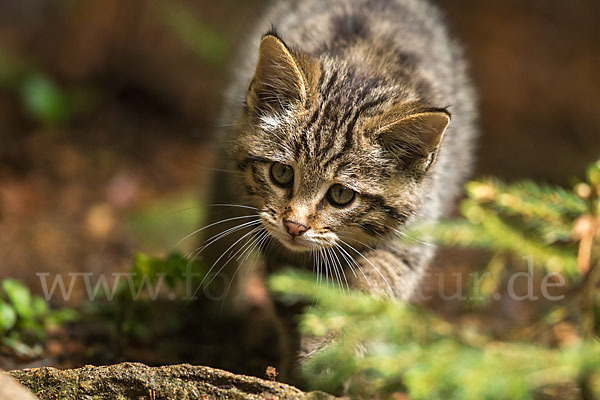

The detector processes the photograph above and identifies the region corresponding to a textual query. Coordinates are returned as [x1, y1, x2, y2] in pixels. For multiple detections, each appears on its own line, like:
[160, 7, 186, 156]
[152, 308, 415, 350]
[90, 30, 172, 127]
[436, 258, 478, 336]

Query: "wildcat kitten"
[203, 0, 476, 378]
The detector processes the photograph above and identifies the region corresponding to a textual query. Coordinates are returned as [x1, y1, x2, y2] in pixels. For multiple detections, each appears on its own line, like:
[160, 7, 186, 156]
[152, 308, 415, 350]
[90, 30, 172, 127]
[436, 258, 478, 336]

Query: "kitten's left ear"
[376, 109, 450, 172]
[247, 33, 318, 114]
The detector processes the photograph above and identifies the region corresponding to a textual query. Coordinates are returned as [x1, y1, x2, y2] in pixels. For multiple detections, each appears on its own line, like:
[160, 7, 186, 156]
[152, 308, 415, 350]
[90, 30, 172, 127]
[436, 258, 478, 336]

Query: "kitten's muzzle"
[283, 219, 310, 238]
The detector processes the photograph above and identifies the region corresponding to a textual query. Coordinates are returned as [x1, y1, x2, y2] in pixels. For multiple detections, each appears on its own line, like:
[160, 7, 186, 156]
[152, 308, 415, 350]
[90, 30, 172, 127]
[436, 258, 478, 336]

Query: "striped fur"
[206, 0, 477, 377]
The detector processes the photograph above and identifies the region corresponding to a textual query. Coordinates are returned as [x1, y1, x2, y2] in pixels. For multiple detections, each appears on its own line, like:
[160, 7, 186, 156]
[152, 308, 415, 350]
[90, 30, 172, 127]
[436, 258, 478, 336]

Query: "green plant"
[20, 73, 71, 127]
[90, 252, 207, 343]
[0, 46, 98, 127]
[271, 270, 600, 399]
[425, 160, 600, 336]
[269, 159, 600, 399]
[0, 279, 77, 358]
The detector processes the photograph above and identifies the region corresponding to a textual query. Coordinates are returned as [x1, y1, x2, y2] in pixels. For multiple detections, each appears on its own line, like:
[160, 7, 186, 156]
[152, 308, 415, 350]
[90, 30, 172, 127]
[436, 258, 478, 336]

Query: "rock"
[10, 362, 335, 400]
[0, 372, 39, 400]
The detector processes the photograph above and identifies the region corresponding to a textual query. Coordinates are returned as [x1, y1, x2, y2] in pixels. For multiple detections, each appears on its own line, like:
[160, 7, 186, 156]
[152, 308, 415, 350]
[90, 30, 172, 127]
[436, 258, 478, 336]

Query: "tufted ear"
[376, 109, 450, 172]
[247, 33, 317, 114]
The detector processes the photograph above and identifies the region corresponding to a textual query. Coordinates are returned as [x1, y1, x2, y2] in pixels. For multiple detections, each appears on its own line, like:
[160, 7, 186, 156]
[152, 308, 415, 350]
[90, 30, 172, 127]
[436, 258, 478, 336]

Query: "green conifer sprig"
[270, 270, 600, 399]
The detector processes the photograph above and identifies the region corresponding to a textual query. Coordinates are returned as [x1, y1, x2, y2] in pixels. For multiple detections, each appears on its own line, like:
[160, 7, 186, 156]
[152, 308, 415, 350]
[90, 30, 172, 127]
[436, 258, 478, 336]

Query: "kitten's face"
[233, 34, 449, 253]
[258, 161, 384, 252]
[237, 112, 413, 253]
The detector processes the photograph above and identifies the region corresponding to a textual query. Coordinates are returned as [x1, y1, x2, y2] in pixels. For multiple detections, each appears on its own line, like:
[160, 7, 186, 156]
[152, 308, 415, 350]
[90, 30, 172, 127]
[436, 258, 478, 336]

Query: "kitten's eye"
[327, 184, 356, 207]
[270, 162, 294, 187]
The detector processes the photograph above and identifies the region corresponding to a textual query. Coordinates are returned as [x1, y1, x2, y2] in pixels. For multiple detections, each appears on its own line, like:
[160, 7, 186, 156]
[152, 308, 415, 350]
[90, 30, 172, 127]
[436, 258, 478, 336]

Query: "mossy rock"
[11, 362, 335, 400]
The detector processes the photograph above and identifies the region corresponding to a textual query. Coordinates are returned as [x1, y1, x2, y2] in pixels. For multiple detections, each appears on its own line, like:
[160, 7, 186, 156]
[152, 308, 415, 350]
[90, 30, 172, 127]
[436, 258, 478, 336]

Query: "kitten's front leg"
[271, 296, 305, 385]
[263, 257, 309, 385]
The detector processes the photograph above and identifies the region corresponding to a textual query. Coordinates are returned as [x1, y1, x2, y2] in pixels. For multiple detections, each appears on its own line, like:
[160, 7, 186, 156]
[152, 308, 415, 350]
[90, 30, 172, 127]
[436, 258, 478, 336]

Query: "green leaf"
[21, 73, 70, 126]
[1, 335, 43, 358]
[19, 318, 46, 341]
[32, 296, 50, 317]
[0, 301, 17, 332]
[587, 160, 600, 188]
[1, 279, 33, 319]
[46, 307, 79, 326]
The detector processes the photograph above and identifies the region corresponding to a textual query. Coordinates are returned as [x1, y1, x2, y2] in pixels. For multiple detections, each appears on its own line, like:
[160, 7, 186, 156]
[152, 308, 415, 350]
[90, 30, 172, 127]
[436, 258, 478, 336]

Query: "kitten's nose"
[283, 219, 310, 238]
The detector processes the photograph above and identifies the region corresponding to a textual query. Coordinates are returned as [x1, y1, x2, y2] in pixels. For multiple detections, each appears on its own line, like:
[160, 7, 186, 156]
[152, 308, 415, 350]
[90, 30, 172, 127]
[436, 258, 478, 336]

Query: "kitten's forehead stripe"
[320, 97, 386, 171]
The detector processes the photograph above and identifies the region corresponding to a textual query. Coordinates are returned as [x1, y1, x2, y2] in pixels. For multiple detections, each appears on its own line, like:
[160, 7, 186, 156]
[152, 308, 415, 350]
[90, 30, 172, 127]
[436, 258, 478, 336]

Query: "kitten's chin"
[277, 238, 313, 252]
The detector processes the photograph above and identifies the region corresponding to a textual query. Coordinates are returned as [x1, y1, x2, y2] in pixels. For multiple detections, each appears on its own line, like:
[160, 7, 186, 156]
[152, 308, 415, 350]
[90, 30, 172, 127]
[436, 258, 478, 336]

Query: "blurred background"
[0, 0, 598, 375]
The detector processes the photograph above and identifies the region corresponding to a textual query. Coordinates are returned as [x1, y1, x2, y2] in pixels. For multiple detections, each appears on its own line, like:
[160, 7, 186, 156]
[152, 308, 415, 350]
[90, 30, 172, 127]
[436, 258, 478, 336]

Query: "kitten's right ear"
[247, 33, 316, 114]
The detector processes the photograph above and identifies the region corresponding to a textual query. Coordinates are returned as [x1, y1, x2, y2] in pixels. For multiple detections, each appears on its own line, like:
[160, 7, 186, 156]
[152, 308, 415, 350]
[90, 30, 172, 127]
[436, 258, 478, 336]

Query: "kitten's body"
[205, 0, 476, 376]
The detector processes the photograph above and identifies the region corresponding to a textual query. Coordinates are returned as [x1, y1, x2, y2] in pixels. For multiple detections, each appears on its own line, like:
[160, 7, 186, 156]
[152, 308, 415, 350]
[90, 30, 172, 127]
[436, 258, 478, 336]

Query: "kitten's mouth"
[260, 215, 334, 252]
[260, 218, 315, 252]
[268, 229, 313, 252]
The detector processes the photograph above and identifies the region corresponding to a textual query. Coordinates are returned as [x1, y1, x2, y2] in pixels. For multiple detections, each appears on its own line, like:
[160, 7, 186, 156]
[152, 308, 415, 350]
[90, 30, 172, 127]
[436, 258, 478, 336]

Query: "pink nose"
[283, 219, 310, 238]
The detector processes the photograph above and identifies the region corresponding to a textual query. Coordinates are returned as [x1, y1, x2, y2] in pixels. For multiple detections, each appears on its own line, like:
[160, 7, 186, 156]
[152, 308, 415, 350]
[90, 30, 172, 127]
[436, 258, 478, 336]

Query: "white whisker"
[207, 227, 265, 289]
[321, 248, 330, 287]
[338, 239, 394, 296]
[184, 220, 262, 286]
[239, 229, 269, 262]
[327, 247, 342, 291]
[175, 215, 260, 249]
[334, 243, 358, 278]
[156, 206, 205, 224]
[208, 203, 260, 211]
[199, 226, 263, 291]
[313, 248, 320, 283]
[393, 228, 437, 248]
[189, 219, 262, 259]
[221, 228, 268, 303]
[331, 247, 350, 293]
[335, 243, 369, 286]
